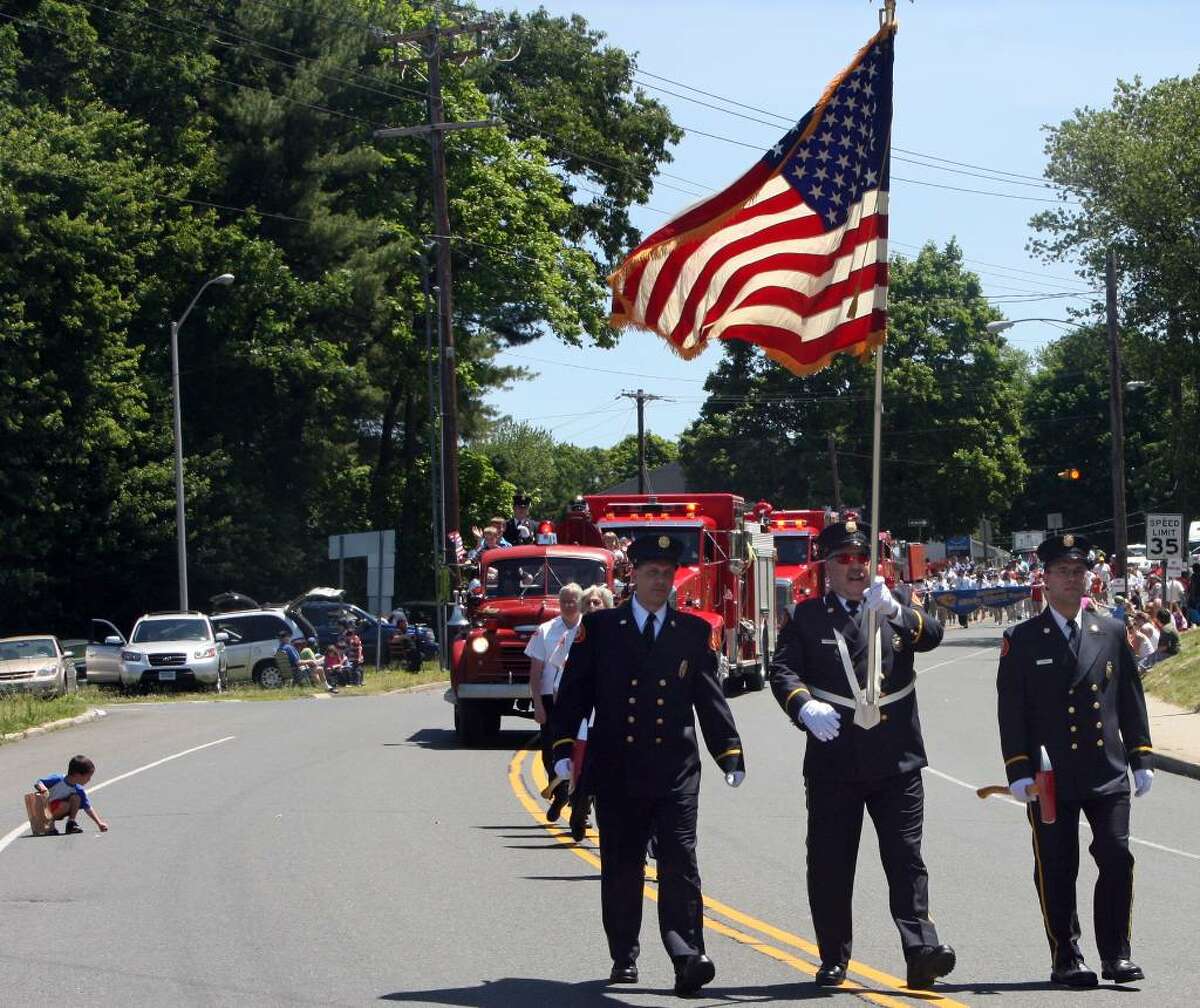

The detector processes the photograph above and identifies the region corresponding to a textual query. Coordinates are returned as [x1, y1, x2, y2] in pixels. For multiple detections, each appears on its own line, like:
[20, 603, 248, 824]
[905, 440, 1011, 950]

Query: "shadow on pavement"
[522, 874, 602, 882]
[933, 635, 1001, 648]
[381, 977, 833, 1004]
[402, 728, 537, 751]
[937, 979, 1067, 993]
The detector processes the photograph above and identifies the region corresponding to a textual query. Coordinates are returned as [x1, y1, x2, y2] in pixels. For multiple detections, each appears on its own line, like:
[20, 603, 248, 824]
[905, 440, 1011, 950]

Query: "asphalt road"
[1, 626, 1198, 1007]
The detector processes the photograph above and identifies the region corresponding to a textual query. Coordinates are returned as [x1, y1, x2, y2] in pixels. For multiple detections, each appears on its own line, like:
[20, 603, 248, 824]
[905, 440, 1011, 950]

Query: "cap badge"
[658, 535, 671, 548]
[1063, 534, 1075, 547]
[845, 520, 857, 533]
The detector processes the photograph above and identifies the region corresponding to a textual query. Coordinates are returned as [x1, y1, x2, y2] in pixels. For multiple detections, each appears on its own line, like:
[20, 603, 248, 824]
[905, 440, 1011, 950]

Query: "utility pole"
[374, 14, 501, 569]
[1106, 248, 1129, 581]
[620, 389, 668, 493]
[827, 433, 842, 510]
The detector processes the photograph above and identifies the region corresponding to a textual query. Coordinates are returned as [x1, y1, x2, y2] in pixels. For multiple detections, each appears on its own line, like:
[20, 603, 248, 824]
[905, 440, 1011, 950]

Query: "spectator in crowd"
[1128, 616, 1155, 670]
[337, 620, 364, 685]
[581, 584, 614, 612]
[1185, 563, 1200, 622]
[1092, 552, 1112, 600]
[1165, 572, 1185, 606]
[1153, 608, 1180, 661]
[298, 636, 336, 693]
[276, 629, 306, 686]
[526, 583, 585, 822]
[504, 492, 537, 546]
[1169, 601, 1190, 632]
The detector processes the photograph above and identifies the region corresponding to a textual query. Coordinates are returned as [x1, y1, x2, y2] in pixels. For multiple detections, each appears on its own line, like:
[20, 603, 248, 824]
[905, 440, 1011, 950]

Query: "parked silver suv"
[114, 613, 228, 690]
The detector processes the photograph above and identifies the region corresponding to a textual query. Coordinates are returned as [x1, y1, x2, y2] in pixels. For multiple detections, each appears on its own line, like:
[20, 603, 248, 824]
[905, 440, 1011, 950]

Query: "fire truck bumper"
[445, 684, 532, 703]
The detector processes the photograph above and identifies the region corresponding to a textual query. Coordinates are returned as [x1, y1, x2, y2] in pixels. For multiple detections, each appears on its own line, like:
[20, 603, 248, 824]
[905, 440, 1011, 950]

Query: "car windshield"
[774, 535, 812, 565]
[131, 619, 211, 643]
[602, 525, 702, 565]
[0, 639, 56, 660]
[485, 557, 608, 598]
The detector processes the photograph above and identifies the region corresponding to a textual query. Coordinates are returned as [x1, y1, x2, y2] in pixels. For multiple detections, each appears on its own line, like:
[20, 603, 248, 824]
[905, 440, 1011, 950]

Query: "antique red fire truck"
[447, 538, 614, 746]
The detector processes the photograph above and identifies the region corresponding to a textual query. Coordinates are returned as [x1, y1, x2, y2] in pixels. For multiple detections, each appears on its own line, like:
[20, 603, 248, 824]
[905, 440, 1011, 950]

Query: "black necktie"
[642, 611, 656, 649]
[1066, 618, 1079, 657]
[846, 600, 862, 626]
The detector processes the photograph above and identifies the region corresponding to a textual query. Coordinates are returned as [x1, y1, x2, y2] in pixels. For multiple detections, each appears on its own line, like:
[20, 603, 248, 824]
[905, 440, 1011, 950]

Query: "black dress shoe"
[609, 961, 638, 984]
[546, 783, 568, 823]
[1051, 958, 1099, 988]
[905, 944, 956, 989]
[814, 963, 846, 987]
[1101, 958, 1144, 983]
[673, 954, 716, 996]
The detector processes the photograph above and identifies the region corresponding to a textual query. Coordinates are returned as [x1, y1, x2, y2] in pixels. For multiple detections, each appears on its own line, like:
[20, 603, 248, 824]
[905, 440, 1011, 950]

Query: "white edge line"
[0, 735, 236, 855]
[924, 765, 1200, 862]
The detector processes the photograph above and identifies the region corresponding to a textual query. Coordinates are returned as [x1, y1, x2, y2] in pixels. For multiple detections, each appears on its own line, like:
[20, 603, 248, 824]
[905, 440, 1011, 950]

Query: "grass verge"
[1, 662, 448, 740]
[0, 692, 93, 738]
[1142, 630, 1200, 711]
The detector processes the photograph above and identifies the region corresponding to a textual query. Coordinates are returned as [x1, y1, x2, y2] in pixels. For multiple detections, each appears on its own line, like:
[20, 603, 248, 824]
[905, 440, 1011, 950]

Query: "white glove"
[1133, 768, 1154, 797]
[725, 771, 745, 788]
[799, 699, 840, 742]
[1009, 777, 1036, 802]
[864, 576, 902, 621]
[553, 758, 571, 781]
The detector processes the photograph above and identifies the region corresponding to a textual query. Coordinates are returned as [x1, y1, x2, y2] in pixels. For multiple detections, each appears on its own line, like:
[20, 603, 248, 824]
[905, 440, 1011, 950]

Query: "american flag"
[609, 24, 894, 376]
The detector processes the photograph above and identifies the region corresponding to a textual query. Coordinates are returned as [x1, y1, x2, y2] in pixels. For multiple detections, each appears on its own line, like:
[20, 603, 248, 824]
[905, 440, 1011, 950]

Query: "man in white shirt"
[526, 583, 583, 822]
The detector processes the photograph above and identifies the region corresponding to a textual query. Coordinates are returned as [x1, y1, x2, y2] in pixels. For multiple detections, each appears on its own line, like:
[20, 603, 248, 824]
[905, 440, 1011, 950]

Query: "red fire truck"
[448, 541, 614, 746]
[578, 493, 777, 695]
[757, 505, 830, 615]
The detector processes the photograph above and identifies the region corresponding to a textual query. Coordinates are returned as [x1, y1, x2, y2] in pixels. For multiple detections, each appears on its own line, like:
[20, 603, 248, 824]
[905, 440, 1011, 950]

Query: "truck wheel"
[454, 700, 496, 747]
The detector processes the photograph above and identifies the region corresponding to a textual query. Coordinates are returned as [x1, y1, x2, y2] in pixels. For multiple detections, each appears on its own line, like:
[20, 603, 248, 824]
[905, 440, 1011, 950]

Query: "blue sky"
[485, 1, 1199, 446]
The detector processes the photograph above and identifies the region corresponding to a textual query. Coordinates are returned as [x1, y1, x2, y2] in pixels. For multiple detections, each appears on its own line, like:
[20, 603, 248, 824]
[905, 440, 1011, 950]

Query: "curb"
[1152, 751, 1200, 782]
[0, 707, 107, 745]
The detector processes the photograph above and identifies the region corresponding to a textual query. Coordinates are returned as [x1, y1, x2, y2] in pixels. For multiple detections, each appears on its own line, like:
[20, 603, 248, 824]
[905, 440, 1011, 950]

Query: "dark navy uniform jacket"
[769, 585, 943, 781]
[997, 607, 1152, 801]
[549, 604, 742, 798]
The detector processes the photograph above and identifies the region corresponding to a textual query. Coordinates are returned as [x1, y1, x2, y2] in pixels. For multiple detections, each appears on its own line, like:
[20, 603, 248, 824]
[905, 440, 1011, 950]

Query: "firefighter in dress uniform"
[549, 533, 745, 997]
[997, 533, 1154, 988]
[769, 518, 956, 990]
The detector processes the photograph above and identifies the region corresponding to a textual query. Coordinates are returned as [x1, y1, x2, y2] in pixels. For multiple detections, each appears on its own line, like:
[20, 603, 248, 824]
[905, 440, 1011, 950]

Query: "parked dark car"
[296, 601, 397, 657]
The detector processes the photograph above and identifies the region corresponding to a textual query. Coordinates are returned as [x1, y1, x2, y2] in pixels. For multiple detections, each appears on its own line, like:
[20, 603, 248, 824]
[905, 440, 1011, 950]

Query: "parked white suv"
[116, 613, 228, 690]
[210, 608, 311, 687]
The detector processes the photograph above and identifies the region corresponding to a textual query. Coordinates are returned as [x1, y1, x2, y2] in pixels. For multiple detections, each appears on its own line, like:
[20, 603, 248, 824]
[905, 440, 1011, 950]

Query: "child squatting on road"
[30, 754, 108, 835]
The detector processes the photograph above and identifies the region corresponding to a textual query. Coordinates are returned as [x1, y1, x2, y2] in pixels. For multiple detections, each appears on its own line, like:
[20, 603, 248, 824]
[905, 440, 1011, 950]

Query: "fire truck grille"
[500, 647, 530, 682]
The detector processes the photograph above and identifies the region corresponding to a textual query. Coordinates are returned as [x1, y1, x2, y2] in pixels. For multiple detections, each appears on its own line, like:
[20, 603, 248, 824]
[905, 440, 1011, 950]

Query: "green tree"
[1030, 71, 1200, 517]
[679, 241, 1029, 538]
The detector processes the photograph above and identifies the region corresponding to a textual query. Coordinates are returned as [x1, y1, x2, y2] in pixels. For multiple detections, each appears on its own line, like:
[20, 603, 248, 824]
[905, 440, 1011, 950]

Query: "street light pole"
[170, 273, 234, 610]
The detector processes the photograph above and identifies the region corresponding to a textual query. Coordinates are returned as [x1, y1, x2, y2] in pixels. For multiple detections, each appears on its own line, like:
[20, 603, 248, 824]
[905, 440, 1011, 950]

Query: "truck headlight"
[470, 635, 490, 655]
[121, 650, 144, 663]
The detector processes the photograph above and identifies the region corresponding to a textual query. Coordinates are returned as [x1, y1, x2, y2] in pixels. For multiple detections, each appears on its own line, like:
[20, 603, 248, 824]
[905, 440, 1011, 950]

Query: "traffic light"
[1056, 468, 1081, 481]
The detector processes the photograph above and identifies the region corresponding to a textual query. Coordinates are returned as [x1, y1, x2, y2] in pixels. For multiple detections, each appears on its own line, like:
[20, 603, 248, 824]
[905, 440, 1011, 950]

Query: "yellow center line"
[513, 747, 968, 1008]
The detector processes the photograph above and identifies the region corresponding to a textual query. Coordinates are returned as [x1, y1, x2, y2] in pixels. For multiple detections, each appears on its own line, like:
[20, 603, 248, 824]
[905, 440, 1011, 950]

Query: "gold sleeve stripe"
[784, 687, 810, 708]
[552, 738, 574, 750]
[1129, 745, 1153, 754]
[716, 748, 742, 760]
[1005, 754, 1030, 768]
[912, 607, 924, 642]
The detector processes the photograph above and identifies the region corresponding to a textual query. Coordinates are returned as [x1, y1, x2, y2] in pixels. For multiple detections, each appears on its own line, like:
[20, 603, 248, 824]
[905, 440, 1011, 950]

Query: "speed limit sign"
[1146, 513, 1183, 561]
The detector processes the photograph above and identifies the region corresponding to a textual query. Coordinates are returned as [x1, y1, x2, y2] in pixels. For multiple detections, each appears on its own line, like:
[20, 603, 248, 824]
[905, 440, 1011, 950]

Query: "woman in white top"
[526, 583, 584, 819]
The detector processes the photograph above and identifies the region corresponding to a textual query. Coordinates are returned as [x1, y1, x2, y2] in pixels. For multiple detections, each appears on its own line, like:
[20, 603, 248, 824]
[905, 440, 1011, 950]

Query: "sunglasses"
[832, 552, 870, 566]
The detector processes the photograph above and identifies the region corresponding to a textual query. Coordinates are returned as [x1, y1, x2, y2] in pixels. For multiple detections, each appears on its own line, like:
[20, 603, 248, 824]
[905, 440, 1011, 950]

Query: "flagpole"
[864, 0, 896, 708]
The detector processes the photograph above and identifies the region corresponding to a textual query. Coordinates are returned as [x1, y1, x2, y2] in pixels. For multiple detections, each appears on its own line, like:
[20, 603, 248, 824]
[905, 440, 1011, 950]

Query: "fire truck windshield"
[484, 556, 608, 598]
[603, 526, 701, 565]
[774, 535, 812, 565]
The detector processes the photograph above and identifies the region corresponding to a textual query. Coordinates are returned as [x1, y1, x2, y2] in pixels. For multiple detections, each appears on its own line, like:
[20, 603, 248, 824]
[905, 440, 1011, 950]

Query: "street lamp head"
[985, 321, 1014, 334]
[213, 273, 235, 285]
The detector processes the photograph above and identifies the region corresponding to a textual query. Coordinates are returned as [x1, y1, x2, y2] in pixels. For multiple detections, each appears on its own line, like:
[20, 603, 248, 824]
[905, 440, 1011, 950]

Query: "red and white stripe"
[610, 177, 888, 375]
